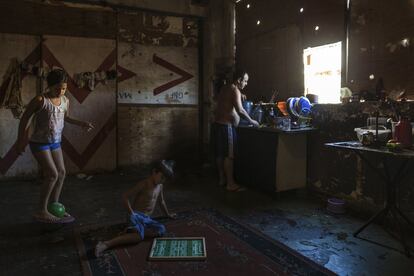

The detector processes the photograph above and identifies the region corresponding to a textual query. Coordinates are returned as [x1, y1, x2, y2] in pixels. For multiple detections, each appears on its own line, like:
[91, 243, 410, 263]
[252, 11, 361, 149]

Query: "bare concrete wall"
[237, 25, 303, 101]
[116, 10, 200, 168]
[202, 0, 236, 153]
[237, 0, 414, 100]
[348, 0, 414, 97]
[236, 0, 344, 102]
[118, 106, 198, 167]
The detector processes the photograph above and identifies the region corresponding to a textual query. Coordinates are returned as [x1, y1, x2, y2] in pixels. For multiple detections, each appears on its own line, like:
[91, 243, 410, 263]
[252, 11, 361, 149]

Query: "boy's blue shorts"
[29, 142, 61, 153]
[127, 211, 166, 239]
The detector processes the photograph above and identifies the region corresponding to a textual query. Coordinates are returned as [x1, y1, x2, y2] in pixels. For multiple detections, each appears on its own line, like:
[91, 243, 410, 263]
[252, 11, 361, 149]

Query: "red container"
[394, 117, 412, 148]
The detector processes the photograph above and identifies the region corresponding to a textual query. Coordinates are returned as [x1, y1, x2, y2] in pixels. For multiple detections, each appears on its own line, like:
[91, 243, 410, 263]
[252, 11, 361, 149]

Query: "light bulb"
[401, 38, 410, 47]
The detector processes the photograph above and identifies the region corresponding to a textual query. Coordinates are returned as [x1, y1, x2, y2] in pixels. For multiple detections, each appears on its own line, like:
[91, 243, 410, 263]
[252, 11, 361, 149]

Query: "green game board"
[148, 237, 207, 260]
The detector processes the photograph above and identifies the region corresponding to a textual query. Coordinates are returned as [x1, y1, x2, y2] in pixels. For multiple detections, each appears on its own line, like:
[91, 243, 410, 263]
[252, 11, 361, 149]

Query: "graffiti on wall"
[118, 45, 198, 105]
[118, 11, 199, 105]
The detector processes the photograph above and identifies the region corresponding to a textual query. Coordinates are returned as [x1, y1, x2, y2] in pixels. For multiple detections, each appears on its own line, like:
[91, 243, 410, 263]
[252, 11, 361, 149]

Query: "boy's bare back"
[130, 178, 163, 215]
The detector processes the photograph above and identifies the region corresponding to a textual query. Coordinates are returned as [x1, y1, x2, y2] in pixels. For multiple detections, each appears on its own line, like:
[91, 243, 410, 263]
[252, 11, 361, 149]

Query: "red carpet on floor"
[75, 210, 336, 276]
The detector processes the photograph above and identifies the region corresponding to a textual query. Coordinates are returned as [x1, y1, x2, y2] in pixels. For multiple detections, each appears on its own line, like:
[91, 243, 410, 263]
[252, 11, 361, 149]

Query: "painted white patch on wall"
[118, 43, 198, 105]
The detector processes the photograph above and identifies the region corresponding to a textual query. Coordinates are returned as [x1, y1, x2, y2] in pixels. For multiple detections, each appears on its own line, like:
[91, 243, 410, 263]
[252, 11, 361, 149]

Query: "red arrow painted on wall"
[152, 54, 194, 96]
[1, 45, 135, 175]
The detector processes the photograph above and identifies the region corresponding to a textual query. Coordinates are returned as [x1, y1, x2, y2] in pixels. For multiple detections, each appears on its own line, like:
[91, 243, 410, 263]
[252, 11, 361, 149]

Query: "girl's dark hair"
[233, 69, 248, 81]
[47, 69, 67, 87]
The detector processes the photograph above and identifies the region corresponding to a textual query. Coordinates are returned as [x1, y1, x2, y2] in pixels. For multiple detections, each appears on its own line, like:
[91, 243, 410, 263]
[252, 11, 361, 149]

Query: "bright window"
[303, 42, 342, 104]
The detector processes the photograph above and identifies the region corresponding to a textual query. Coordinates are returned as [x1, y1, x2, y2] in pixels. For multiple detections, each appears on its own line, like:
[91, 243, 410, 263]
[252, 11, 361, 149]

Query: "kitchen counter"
[235, 125, 315, 193]
[238, 125, 316, 134]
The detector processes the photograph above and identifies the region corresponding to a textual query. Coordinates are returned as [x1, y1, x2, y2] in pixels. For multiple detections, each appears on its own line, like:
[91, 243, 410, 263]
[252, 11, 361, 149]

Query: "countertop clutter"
[353, 116, 413, 149]
[240, 96, 314, 132]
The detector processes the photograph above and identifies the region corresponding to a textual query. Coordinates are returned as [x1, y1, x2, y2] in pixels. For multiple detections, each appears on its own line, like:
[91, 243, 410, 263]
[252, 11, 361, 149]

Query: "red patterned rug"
[75, 209, 336, 276]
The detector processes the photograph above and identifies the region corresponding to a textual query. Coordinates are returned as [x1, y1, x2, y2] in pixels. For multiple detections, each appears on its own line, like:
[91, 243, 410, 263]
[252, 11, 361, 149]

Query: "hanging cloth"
[1, 58, 24, 118]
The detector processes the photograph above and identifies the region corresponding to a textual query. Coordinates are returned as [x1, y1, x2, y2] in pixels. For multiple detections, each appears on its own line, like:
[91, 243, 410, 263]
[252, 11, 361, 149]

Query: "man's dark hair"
[232, 69, 248, 82]
[151, 160, 175, 178]
[47, 69, 67, 87]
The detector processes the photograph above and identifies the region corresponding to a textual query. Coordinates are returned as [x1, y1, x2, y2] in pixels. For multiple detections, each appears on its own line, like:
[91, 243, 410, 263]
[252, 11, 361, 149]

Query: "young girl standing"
[16, 69, 94, 223]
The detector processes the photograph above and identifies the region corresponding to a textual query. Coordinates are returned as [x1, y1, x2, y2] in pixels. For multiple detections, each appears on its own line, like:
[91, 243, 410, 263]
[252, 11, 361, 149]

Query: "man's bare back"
[214, 74, 258, 127]
[215, 84, 239, 125]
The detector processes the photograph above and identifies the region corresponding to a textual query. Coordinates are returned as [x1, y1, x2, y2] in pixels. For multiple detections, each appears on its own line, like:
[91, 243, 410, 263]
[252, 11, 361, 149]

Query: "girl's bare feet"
[60, 212, 76, 223]
[95, 241, 108, 257]
[34, 210, 61, 223]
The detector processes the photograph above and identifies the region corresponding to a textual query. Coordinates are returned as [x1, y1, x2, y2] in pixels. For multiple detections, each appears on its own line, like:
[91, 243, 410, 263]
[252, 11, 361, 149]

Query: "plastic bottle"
[394, 117, 412, 148]
[252, 105, 263, 124]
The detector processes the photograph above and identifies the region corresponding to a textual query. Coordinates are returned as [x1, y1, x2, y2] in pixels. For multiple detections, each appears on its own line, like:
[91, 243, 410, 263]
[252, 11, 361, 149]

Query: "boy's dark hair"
[151, 160, 175, 178]
[232, 69, 248, 82]
[47, 69, 67, 87]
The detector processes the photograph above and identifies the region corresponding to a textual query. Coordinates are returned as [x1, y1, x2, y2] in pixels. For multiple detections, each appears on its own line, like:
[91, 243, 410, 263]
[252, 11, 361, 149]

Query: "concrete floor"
[0, 168, 413, 276]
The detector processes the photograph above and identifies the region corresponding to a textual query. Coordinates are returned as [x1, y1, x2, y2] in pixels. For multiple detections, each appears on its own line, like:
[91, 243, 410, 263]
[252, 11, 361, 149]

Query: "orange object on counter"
[277, 101, 289, 116]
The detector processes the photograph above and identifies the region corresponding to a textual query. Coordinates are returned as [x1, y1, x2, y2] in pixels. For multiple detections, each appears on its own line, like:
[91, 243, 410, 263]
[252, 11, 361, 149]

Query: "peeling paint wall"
[0, 34, 40, 178]
[42, 36, 117, 174]
[309, 103, 414, 220]
[117, 11, 199, 105]
[117, 10, 200, 167]
[61, 0, 208, 17]
[0, 0, 235, 179]
[0, 34, 117, 178]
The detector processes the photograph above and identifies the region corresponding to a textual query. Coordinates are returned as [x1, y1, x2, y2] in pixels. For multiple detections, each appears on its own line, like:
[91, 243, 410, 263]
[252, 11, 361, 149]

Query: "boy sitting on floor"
[95, 160, 177, 257]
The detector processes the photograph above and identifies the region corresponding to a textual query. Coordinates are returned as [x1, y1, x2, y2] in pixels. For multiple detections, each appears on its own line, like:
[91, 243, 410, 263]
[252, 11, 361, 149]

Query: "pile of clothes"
[1, 58, 24, 118]
[1, 57, 118, 118]
[0, 59, 65, 118]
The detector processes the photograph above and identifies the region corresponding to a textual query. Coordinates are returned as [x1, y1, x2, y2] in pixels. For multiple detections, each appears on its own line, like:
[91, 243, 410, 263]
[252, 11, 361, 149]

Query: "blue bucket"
[287, 97, 312, 118]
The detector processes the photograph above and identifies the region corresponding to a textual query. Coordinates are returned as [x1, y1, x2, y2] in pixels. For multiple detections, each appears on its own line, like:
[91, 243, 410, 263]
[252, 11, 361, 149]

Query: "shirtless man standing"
[95, 160, 176, 257]
[213, 70, 259, 192]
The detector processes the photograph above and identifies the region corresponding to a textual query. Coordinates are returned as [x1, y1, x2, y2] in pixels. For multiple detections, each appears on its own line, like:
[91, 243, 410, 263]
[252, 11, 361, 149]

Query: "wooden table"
[325, 141, 414, 256]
